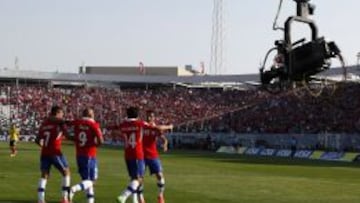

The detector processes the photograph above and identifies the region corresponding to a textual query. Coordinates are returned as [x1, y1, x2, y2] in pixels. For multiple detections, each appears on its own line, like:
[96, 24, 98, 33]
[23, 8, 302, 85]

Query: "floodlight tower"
[210, 0, 225, 75]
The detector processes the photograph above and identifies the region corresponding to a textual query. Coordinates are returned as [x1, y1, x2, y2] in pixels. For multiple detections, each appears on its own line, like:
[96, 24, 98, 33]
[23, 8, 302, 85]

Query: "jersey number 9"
[78, 131, 88, 147]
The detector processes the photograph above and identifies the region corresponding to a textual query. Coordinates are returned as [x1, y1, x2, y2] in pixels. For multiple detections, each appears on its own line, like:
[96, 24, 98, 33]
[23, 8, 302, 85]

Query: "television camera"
[260, 0, 345, 93]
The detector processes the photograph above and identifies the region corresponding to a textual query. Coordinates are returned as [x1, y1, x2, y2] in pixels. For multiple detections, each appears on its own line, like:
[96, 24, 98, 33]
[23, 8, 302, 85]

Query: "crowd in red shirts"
[187, 82, 360, 134]
[0, 82, 359, 136]
[0, 85, 259, 135]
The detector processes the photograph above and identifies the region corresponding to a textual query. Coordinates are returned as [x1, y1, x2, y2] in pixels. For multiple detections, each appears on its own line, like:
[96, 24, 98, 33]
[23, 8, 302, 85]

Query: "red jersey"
[143, 125, 162, 159]
[119, 119, 147, 160]
[38, 118, 67, 156]
[72, 118, 103, 157]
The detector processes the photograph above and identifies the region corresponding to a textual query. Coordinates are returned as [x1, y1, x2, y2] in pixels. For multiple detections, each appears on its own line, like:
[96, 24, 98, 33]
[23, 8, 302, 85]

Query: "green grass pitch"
[1, 142, 360, 203]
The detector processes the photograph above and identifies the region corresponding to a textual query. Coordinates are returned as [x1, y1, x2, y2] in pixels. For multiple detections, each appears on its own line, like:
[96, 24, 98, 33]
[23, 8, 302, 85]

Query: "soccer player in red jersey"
[116, 106, 148, 203]
[138, 110, 172, 203]
[68, 108, 104, 203]
[35, 106, 71, 203]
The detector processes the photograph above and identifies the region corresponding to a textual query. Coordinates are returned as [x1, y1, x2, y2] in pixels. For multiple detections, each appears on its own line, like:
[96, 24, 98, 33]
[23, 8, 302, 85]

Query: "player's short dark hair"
[126, 106, 139, 119]
[50, 106, 63, 116]
[82, 107, 93, 117]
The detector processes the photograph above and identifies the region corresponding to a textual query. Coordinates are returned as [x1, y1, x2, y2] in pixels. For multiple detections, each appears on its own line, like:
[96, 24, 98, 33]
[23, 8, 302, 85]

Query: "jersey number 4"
[127, 133, 137, 149]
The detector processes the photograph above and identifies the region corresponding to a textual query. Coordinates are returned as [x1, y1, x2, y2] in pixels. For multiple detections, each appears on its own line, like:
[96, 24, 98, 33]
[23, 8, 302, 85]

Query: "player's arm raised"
[155, 124, 172, 152]
[156, 124, 173, 131]
[94, 123, 104, 146]
[159, 133, 169, 152]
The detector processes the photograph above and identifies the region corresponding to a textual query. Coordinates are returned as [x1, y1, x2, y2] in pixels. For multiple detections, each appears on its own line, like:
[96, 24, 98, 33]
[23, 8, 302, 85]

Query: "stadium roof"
[0, 65, 359, 85]
[0, 69, 258, 84]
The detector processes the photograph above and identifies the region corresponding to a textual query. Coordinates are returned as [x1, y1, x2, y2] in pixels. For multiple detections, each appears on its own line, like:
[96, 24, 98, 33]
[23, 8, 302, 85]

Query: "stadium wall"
[216, 146, 360, 162]
[168, 132, 360, 152]
[0, 69, 256, 85]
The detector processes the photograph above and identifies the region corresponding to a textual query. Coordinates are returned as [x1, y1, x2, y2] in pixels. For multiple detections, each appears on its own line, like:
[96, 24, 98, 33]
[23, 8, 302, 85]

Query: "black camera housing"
[260, 0, 341, 85]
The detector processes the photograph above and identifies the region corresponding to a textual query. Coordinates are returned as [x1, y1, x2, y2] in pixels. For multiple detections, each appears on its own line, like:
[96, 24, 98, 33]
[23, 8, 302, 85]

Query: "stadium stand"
[182, 82, 360, 134]
[0, 84, 260, 137]
[0, 67, 359, 151]
[0, 81, 359, 136]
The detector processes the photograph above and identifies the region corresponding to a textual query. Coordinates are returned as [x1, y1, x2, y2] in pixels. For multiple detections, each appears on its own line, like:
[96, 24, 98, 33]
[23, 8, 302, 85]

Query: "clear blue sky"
[0, 0, 359, 74]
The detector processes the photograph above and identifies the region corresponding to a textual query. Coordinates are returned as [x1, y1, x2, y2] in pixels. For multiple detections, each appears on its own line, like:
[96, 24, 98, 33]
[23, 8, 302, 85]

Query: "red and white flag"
[200, 61, 205, 74]
[139, 62, 145, 75]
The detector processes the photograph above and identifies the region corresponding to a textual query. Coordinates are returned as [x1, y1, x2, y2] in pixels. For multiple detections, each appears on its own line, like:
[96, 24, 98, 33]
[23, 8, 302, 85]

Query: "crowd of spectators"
[194, 82, 360, 134]
[0, 82, 359, 136]
[0, 84, 261, 136]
